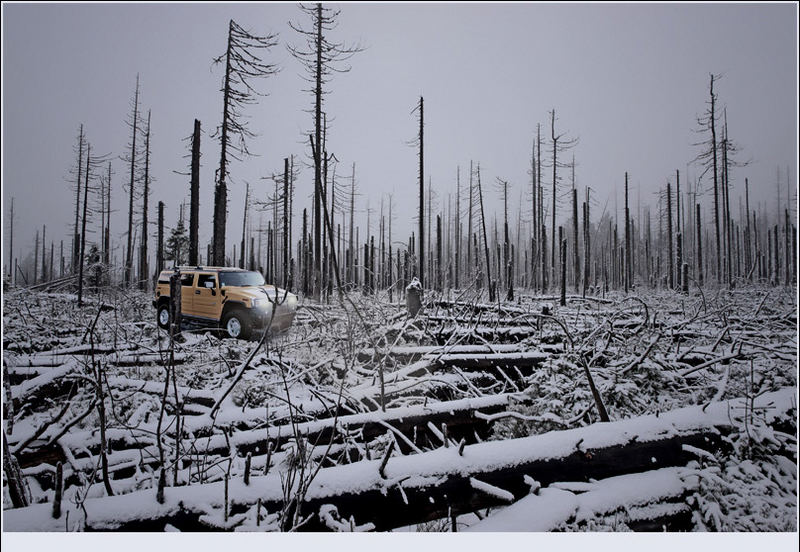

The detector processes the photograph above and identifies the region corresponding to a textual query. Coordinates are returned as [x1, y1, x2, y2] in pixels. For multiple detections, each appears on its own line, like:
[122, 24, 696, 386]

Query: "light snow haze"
[2, 3, 797, 270]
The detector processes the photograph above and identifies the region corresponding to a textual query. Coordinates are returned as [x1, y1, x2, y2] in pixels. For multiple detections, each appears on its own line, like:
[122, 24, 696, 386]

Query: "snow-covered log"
[5, 388, 793, 532]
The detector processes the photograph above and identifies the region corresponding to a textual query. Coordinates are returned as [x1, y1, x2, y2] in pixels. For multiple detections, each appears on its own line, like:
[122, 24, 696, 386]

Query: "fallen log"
[357, 344, 524, 364]
[197, 392, 533, 458]
[465, 467, 696, 532]
[5, 388, 793, 532]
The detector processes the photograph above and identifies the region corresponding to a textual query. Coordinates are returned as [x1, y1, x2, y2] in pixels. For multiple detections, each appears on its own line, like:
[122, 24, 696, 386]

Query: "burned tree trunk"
[157, 201, 165, 274]
[125, 76, 140, 286]
[139, 110, 151, 290]
[189, 119, 201, 266]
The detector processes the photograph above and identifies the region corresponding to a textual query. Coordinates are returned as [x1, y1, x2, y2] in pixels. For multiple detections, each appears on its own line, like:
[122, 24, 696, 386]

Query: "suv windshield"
[218, 271, 265, 288]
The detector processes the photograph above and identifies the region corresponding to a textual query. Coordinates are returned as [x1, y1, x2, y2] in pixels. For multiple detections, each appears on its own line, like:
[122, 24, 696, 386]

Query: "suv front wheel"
[222, 309, 252, 340]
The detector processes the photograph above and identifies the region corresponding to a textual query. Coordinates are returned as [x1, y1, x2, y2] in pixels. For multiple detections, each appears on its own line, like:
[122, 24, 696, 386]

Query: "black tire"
[156, 302, 171, 330]
[222, 309, 252, 340]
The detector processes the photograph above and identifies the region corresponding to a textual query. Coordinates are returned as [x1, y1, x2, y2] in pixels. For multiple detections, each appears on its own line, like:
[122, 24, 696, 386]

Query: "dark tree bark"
[676, 170, 682, 289]
[72, 125, 84, 273]
[696, 203, 704, 287]
[157, 201, 165, 274]
[189, 119, 201, 266]
[78, 144, 91, 306]
[240, 182, 249, 269]
[41, 225, 46, 283]
[476, 165, 494, 301]
[666, 180, 674, 290]
[572, 186, 579, 293]
[104, 162, 111, 266]
[624, 173, 631, 293]
[33, 230, 39, 286]
[139, 110, 151, 290]
[125, 76, 140, 286]
[417, 97, 424, 286]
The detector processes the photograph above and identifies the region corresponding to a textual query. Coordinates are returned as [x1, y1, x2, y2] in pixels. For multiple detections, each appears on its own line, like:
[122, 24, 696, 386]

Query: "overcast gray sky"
[2, 2, 797, 270]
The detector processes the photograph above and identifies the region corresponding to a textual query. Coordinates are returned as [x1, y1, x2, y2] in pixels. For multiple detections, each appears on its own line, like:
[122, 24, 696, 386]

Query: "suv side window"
[180, 274, 195, 287]
[197, 274, 217, 289]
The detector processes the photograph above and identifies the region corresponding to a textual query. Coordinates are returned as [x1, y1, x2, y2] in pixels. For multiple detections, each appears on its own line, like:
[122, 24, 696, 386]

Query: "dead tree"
[103, 162, 112, 266]
[693, 73, 721, 283]
[666, 179, 674, 290]
[496, 178, 513, 300]
[70, 125, 86, 274]
[696, 204, 704, 286]
[476, 164, 494, 301]
[548, 110, 578, 289]
[157, 202, 165, 273]
[77, 144, 91, 306]
[239, 182, 250, 269]
[572, 185, 579, 294]
[189, 119, 201, 266]
[675, 170, 682, 289]
[288, 4, 362, 297]
[624, 173, 631, 292]
[413, 97, 425, 286]
[283, 157, 290, 287]
[212, 20, 279, 266]
[123, 75, 141, 286]
[139, 110, 152, 290]
[33, 230, 39, 286]
[7, 197, 13, 285]
[40, 225, 46, 283]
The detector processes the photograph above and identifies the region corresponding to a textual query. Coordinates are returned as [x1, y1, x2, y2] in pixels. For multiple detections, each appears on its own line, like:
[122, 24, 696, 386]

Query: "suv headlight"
[251, 299, 273, 311]
[286, 294, 297, 310]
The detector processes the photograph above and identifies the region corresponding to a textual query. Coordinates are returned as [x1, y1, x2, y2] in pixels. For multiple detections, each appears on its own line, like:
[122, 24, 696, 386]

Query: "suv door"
[194, 272, 222, 321]
[180, 273, 196, 315]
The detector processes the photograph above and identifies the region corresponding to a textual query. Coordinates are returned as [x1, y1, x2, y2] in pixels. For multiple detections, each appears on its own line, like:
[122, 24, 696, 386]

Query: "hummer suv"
[153, 267, 298, 339]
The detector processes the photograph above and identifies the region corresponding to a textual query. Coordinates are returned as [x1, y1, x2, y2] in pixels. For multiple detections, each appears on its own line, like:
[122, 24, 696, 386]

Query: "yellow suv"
[153, 267, 298, 339]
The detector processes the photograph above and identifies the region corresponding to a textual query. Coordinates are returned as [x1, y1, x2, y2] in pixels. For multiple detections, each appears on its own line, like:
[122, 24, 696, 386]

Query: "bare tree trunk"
[454, 167, 461, 289]
[551, 111, 557, 289]
[126, 76, 140, 285]
[72, 125, 84, 274]
[696, 204, 703, 286]
[666, 180, 674, 290]
[676, 170, 682, 289]
[33, 230, 39, 286]
[189, 119, 201, 266]
[157, 201, 165, 273]
[213, 22, 233, 266]
[476, 165, 494, 301]
[559, 236, 567, 307]
[139, 110, 151, 290]
[78, 144, 91, 306]
[41, 225, 47, 283]
[240, 182, 249, 269]
[624, 173, 630, 293]
[418, 97, 425, 286]
[582, 195, 589, 297]
[104, 162, 112, 266]
[467, 161, 474, 285]
[709, 75, 721, 283]
[572, 187, 579, 293]
[784, 209, 790, 286]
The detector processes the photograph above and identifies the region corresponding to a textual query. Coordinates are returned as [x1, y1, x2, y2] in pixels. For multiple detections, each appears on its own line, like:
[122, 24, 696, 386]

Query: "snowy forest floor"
[2, 283, 797, 532]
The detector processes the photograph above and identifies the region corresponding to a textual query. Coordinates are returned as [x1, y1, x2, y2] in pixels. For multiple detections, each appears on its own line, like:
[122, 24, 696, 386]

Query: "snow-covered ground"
[2, 284, 797, 531]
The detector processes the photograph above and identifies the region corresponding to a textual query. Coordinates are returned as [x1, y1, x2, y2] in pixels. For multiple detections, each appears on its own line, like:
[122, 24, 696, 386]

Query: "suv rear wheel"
[222, 309, 252, 340]
[157, 303, 171, 330]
